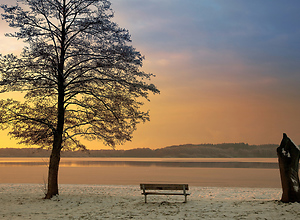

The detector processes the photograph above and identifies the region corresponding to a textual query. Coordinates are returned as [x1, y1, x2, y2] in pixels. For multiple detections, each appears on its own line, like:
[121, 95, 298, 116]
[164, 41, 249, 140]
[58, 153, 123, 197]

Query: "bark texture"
[277, 133, 300, 203]
[45, 147, 61, 199]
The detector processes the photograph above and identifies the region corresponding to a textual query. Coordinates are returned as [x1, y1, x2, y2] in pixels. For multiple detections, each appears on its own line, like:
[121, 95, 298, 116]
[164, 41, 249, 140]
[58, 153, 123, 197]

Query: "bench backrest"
[140, 184, 189, 190]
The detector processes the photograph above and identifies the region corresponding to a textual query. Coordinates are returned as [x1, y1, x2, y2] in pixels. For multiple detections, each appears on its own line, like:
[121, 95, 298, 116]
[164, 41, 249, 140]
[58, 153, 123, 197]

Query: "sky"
[0, 0, 300, 150]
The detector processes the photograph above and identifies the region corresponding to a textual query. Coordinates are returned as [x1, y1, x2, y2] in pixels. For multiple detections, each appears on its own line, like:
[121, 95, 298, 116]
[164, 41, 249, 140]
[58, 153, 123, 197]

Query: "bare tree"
[0, 0, 159, 199]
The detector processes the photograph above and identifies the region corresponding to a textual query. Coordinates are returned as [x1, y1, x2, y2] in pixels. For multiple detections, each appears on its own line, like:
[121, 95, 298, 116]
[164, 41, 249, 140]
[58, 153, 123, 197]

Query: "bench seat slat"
[140, 184, 189, 190]
[142, 192, 191, 196]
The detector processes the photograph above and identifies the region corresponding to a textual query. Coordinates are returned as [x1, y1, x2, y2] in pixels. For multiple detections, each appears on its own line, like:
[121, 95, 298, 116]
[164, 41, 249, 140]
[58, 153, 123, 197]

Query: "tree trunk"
[44, 70, 65, 199]
[44, 88, 65, 199]
[277, 133, 300, 203]
[44, 146, 61, 199]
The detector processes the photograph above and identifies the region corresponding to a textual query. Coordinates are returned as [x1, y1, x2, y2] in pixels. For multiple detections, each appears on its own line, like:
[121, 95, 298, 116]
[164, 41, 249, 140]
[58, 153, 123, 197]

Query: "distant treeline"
[0, 143, 279, 158]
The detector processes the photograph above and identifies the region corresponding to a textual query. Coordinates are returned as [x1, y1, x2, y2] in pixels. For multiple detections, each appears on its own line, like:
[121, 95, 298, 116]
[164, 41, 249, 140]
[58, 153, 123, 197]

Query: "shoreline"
[1, 183, 298, 219]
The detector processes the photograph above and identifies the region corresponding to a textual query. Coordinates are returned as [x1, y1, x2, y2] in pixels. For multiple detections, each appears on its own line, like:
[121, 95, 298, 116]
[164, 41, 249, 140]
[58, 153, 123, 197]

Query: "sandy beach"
[0, 183, 299, 219]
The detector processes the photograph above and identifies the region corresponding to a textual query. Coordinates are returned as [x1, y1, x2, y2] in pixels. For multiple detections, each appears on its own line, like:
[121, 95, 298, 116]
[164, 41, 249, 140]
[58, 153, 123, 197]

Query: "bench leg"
[183, 186, 187, 203]
[144, 195, 147, 203]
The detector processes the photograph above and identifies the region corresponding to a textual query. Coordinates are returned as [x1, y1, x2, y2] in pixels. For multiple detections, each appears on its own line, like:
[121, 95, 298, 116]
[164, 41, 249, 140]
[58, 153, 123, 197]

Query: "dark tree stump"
[277, 133, 300, 203]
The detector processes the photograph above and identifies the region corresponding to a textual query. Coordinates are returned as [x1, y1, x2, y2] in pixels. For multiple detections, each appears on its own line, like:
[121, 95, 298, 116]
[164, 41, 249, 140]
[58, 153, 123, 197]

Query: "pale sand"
[1, 183, 299, 219]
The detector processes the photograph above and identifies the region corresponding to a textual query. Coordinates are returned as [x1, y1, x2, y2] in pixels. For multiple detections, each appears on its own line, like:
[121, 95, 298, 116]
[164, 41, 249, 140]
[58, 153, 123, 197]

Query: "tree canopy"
[0, 0, 159, 150]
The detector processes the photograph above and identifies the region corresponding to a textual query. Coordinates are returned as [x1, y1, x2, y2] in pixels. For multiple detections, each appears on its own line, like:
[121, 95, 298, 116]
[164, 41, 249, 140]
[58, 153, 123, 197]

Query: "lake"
[0, 157, 282, 188]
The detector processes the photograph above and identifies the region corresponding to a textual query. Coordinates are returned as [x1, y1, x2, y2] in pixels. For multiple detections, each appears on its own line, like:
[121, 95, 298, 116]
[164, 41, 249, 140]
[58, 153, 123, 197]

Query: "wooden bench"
[140, 183, 190, 203]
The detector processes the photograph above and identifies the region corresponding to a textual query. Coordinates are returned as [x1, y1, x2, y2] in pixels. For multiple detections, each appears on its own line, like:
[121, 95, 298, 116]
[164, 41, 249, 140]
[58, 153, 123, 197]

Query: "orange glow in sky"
[1, 0, 300, 150]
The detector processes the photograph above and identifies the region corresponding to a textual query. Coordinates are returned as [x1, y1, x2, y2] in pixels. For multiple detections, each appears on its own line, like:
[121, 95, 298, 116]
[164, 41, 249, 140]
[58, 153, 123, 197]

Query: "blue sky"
[1, 0, 300, 149]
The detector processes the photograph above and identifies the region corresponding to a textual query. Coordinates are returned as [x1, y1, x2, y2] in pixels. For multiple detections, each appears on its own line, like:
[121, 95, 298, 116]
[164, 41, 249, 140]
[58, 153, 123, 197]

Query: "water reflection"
[61, 161, 278, 168]
[0, 158, 279, 169]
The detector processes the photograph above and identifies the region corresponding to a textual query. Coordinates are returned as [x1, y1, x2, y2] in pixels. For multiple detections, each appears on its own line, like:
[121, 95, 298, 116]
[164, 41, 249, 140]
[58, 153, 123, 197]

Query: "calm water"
[0, 157, 278, 168]
[0, 157, 282, 188]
